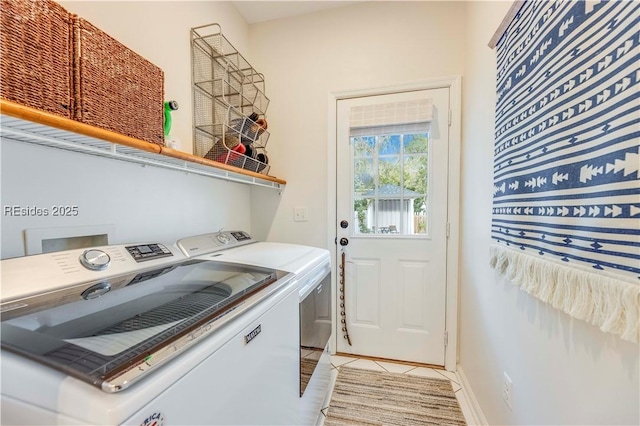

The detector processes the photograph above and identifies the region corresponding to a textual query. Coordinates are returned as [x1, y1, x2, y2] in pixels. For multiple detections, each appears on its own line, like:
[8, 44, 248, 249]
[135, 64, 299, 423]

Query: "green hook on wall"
[163, 100, 179, 136]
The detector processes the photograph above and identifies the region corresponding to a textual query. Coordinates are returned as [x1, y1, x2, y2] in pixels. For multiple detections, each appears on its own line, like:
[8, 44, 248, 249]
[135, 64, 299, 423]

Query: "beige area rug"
[325, 366, 466, 426]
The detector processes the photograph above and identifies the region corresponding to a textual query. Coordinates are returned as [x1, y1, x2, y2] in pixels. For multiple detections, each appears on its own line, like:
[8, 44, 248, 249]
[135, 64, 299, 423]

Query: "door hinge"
[446, 222, 451, 238]
[448, 109, 452, 126]
[444, 331, 449, 347]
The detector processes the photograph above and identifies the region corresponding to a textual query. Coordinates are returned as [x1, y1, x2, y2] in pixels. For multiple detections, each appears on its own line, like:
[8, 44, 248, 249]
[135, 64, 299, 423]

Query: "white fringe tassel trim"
[489, 244, 639, 344]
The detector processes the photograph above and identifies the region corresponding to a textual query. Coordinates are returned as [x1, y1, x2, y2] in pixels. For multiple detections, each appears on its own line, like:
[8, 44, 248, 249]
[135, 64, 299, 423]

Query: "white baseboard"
[456, 365, 489, 425]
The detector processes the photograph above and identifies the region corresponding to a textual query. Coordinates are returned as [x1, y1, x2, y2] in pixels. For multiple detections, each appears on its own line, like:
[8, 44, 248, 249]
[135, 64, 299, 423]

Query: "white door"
[336, 88, 449, 365]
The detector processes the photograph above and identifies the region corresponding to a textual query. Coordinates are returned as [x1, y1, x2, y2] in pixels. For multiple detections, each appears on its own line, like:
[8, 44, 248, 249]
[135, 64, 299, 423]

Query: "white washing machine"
[176, 231, 333, 426]
[0, 239, 300, 425]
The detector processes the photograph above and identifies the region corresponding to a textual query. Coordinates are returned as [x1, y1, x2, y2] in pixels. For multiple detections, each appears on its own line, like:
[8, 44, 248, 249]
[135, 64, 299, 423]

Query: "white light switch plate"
[294, 206, 309, 222]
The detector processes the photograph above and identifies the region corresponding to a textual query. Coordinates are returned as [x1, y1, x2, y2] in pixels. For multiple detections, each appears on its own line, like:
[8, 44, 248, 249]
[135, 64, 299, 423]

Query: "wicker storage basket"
[0, 0, 73, 118]
[72, 17, 164, 145]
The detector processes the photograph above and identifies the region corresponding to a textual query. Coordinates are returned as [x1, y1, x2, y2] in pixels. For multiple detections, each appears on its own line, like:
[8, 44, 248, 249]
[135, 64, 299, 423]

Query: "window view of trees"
[352, 132, 429, 235]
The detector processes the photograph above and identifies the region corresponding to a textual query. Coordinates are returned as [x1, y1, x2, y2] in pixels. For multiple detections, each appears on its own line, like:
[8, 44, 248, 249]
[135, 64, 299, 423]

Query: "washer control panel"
[176, 230, 255, 257]
[230, 231, 251, 241]
[125, 243, 173, 262]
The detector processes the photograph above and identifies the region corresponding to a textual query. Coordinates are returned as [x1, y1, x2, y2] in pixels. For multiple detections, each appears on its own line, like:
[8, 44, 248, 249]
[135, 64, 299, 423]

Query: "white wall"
[247, 1, 465, 247]
[0, 139, 251, 258]
[1, 1, 258, 258]
[460, 2, 639, 425]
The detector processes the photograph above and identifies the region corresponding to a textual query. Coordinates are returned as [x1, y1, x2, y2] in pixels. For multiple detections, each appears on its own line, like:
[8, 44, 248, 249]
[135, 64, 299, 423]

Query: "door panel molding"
[327, 77, 461, 371]
[398, 260, 429, 329]
[352, 258, 381, 326]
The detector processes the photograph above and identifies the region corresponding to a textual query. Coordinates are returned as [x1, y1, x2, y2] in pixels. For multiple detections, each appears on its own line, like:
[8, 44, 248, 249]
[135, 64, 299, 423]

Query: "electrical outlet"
[502, 372, 513, 410]
[294, 206, 309, 222]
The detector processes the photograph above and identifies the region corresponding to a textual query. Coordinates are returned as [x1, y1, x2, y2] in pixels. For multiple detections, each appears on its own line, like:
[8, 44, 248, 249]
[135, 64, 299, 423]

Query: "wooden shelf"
[0, 100, 286, 190]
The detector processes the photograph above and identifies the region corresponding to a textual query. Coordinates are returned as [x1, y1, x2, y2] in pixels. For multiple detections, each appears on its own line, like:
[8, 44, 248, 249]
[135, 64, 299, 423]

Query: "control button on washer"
[216, 234, 230, 244]
[79, 249, 111, 271]
[81, 282, 111, 300]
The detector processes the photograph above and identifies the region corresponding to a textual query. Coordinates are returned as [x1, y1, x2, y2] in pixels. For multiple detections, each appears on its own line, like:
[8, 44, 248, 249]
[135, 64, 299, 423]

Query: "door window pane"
[353, 136, 376, 157]
[412, 197, 427, 235]
[378, 157, 401, 188]
[403, 133, 428, 154]
[379, 135, 401, 155]
[403, 155, 428, 194]
[353, 198, 376, 234]
[353, 158, 375, 194]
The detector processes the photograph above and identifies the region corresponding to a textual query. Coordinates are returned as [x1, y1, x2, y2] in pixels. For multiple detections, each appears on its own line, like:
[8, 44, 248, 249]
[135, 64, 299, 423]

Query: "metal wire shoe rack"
[191, 23, 270, 174]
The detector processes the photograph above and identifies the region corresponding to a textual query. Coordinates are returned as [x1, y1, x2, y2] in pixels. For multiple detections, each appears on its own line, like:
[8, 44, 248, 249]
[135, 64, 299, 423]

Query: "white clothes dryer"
[176, 231, 333, 426]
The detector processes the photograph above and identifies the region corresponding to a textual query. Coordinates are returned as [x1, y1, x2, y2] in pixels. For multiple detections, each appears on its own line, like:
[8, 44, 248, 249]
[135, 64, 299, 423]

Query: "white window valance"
[349, 99, 433, 129]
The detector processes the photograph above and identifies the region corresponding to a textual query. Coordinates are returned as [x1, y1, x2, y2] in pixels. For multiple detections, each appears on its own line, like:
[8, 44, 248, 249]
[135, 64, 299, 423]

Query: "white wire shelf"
[0, 101, 285, 190]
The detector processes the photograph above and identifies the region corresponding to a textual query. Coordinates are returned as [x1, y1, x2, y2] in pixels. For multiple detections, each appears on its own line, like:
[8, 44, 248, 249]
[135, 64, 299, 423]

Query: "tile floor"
[317, 355, 476, 425]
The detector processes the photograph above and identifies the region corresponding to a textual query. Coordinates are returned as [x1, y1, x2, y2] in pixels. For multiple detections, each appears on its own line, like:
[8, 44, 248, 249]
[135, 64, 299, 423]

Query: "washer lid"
[212, 242, 330, 275]
[1, 259, 287, 392]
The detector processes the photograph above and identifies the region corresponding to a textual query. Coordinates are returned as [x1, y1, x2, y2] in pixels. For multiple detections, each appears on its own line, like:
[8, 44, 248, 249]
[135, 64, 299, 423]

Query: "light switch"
[294, 206, 309, 222]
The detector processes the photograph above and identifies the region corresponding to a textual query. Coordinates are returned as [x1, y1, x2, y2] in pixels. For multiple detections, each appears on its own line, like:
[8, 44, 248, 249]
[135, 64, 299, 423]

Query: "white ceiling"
[232, 1, 359, 24]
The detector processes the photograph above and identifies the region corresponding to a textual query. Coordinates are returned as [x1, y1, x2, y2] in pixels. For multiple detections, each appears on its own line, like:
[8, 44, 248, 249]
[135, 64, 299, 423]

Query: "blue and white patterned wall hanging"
[489, 0, 639, 343]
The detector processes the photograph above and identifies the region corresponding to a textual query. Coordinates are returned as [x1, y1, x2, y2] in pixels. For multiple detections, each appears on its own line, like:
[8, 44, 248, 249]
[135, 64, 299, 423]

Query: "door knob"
[339, 238, 349, 246]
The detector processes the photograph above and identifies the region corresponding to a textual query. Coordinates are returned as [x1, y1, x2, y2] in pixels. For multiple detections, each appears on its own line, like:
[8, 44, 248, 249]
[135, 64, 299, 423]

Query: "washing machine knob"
[79, 249, 111, 271]
[216, 233, 231, 244]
